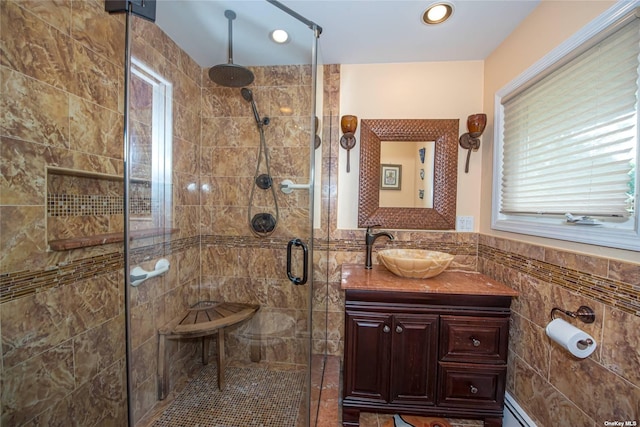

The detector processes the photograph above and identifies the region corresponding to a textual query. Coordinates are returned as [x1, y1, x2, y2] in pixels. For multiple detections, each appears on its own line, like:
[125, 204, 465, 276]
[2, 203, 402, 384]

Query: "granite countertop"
[341, 264, 518, 297]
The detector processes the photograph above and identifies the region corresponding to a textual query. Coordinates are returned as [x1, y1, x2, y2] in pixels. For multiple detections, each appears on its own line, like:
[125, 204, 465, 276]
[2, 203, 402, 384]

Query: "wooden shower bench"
[157, 301, 260, 400]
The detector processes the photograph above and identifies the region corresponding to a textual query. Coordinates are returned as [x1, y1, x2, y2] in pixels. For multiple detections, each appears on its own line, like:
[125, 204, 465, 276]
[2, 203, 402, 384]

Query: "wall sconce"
[340, 115, 358, 172]
[459, 113, 487, 173]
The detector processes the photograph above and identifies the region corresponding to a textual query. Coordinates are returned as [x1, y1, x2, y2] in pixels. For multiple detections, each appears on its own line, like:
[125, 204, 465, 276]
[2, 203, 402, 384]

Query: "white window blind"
[500, 18, 638, 218]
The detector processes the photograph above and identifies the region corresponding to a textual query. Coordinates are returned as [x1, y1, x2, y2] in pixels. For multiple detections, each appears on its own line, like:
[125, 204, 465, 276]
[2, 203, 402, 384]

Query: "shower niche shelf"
[48, 228, 179, 251]
[46, 167, 174, 251]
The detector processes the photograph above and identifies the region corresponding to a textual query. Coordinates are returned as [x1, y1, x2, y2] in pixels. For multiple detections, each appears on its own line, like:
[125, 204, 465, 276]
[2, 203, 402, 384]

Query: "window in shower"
[129, 57, 173, 231]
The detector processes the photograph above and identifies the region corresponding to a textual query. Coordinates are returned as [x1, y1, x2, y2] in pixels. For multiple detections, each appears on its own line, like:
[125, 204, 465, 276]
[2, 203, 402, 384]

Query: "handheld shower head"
[241, 87, 253, 102]
[241, 88, 263, 127]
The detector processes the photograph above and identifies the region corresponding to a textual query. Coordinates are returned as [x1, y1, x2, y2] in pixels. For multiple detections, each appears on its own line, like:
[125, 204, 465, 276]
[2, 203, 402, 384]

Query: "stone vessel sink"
[377, 249, 454, 279]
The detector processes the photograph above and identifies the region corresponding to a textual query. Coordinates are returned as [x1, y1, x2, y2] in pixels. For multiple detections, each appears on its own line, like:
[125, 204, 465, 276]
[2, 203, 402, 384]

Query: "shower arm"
[226, 11, 234, 64]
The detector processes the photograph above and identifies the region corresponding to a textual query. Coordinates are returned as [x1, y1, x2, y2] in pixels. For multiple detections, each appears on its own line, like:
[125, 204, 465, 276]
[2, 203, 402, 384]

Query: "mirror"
[358, 119, 458, 229]
[380, 141, 435, 208]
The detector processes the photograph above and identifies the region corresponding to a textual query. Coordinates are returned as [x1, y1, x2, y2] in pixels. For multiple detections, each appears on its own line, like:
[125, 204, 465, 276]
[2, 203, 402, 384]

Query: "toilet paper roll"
[545, 318, 597, 358]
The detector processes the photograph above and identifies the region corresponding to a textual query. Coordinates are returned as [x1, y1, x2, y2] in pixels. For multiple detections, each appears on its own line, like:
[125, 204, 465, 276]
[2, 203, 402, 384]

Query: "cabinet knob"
[469, 385, 478, 394]
[395, 326, 403, 333]
[383, 325, 391, 333]
[471, 337, 481, 347]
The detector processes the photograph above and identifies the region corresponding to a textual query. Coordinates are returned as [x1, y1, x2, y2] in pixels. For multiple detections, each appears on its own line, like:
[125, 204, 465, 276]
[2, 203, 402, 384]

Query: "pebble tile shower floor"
[151, 364, 306, 427]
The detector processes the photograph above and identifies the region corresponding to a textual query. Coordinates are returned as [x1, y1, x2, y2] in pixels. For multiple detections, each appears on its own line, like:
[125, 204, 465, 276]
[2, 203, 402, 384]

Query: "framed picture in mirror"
[380, 164, 402, 190]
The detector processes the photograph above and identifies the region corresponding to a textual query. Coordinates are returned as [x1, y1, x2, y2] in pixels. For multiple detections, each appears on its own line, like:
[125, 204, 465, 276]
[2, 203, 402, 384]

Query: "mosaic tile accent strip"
[48, 193, 124, 216]
[480, 244, 640, 317]
[0, 236, 199, 304]
[151, 365, 305, 427]
[0, 252, 123, 304]
[202, 235, 303, 249]
[322, 238, 478, 256]
[47, 193, 153, 217]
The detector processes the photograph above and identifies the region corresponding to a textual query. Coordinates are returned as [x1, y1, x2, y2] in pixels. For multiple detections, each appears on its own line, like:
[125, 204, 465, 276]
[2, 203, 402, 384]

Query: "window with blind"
[492, 4, 639, 251]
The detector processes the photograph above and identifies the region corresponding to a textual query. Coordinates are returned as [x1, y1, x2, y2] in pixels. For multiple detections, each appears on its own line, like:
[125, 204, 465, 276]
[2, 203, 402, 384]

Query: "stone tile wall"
[0, 0, 128, 425]
[0, 3, 202, 424]
[199, 64, 316, 367]
[479, 235, 640, 426]
[322, 64, 640, 426]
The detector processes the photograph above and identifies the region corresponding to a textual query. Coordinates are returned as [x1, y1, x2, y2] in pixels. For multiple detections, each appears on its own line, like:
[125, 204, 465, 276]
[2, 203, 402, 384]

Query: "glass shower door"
[122, 2, 324, 426]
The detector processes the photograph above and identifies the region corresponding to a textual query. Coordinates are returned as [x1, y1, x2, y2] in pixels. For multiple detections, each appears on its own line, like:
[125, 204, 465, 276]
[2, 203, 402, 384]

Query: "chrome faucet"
[365, 225, 394, 269]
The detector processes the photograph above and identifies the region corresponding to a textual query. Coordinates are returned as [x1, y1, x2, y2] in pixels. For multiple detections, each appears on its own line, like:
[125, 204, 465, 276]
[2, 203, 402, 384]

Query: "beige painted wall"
[481, 0, 640, 263]
[337, 61, 484, 230]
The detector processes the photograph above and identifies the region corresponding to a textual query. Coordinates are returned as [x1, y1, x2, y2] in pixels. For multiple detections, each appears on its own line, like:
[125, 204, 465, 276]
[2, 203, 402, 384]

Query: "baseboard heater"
[504, 392, 538, 427]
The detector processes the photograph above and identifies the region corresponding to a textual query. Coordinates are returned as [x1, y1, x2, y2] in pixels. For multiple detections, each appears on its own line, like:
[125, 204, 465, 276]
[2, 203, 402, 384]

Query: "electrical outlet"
[456, 216, 474, 232]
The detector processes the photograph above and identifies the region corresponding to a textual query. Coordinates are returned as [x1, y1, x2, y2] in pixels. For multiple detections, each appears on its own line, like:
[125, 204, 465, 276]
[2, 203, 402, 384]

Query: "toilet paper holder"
[550, 305, 595, 349]
[550, 305, 595, 324]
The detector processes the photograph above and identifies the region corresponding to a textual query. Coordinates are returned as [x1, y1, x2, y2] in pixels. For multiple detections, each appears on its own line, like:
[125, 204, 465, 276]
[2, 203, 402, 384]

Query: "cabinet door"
[389, 314, 439, 405]
[343, 310, 391, 402]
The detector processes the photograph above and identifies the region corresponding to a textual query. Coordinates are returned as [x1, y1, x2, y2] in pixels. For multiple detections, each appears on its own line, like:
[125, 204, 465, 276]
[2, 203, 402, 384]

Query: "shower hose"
[247, 123, 279, 237]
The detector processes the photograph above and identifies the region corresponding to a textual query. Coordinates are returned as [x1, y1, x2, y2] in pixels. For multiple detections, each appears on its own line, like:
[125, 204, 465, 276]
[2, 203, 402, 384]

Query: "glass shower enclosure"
[121, 1, 325, 426]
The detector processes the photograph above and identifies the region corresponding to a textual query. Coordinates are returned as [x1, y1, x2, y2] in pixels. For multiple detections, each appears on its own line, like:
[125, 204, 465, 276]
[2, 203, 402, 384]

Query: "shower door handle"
[286, 238, 308, 285]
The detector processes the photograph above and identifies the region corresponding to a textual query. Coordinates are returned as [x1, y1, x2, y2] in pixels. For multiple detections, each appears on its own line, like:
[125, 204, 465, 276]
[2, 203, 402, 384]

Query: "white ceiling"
[155, 0, 540, 68]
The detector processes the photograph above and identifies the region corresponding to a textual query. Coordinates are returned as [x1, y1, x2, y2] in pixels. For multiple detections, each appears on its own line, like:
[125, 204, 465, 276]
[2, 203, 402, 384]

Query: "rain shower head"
[208, 10, 255, 87]
[241, 88, 263, 127]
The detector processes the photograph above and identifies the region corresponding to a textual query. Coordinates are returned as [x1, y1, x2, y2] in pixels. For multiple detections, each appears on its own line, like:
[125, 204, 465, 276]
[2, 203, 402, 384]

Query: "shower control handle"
[286, 238, 308, 285]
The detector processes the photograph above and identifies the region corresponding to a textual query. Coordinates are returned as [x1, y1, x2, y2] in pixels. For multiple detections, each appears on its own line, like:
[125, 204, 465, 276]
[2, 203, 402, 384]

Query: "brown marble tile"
[173, 172, 200, 206]
[1, 67, 70, 148]
[71, 40, 120, 111]
[1, 342, 75, 425]
[71, 0, 124, 64]
[206, 206, 247, 236]
[601, 307, 640, 386]
[211, 146, 258, 177]
[266, 85, 312, 119]
[513, 356, 593, 426]
[31, 359, 127, 427]
[544, 248, 609, 277]
[172, 136, 199, 175]
[130, 336, 157, 391]
[130, 301, 155, 349]
[509, 312, 550, 378]
[0, 137, 46, 206]
[0, 205, 48, 273]
[17, 0, 72, 35]
[173, 205, 200, 239]
[73, 314, 126, 385]
[608, 259, 640, 285]
[549, 350, 640, 422]
[201, 116, 256, 148]
[1, 0, 74, 92]
[132, 375, 160, 425]
[69, 95, 123, 159]
[201, 86, 244, 118]
[173, 101, 200, 144]
[511, 273, 553, 328]
[48, 214, 110, 242]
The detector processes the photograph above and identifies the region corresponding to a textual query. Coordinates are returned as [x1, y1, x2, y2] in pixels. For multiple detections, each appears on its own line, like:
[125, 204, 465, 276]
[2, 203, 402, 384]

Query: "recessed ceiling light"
[422, 2, 453, 25]
[270, 29, 289, 44]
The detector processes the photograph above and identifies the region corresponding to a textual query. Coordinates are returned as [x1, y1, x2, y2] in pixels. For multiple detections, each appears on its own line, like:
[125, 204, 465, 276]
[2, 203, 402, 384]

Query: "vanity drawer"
[437, 362, 506, 410]
[439, 315, 509, 363]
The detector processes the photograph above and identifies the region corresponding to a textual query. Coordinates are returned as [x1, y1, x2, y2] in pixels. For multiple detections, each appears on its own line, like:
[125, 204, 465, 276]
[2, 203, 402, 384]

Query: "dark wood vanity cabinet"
[342, 289, 513, 427]
[344, 311, 439, 405]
